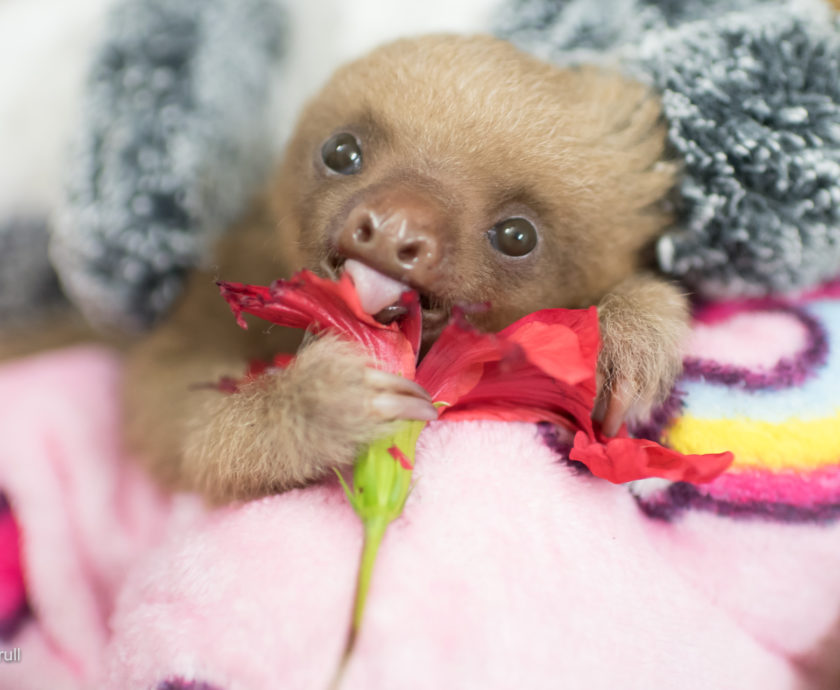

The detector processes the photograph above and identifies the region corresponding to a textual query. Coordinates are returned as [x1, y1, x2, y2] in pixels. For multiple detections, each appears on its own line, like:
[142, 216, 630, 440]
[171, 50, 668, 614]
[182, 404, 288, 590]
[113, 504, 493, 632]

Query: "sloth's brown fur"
[124, 35, 688, 504]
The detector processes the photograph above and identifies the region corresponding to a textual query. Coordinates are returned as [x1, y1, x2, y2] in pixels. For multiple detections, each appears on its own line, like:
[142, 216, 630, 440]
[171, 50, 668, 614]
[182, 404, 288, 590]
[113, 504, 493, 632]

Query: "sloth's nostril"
[354, 220, 373, 244]
[397, 241, 423, 264]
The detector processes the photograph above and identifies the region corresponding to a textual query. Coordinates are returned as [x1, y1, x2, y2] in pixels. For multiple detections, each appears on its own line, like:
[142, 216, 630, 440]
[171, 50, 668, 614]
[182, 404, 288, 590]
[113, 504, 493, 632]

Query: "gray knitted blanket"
[51, 0, 287, 331]
[3, 0, 839, 330]
[494, 0, 840, 299]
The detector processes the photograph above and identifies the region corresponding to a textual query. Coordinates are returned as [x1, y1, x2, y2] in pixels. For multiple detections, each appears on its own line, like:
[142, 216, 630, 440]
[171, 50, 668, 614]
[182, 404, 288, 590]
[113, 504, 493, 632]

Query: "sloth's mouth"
[343, 259, 411, 322]
[324, 254, 449, 337]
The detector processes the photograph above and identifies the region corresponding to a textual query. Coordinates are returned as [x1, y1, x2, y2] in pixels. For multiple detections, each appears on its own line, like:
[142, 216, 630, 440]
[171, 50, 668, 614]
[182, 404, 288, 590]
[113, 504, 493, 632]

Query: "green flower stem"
[328, 515, 388, 690]
[350, 515, 387, 646]
[331, 418, 427, 688]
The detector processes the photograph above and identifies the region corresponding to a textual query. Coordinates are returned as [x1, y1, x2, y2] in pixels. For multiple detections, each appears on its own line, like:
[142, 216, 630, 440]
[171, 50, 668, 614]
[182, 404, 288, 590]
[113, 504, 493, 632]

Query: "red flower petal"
[569, 431, 734, 484]
[438, 363, 597, 433]
[219, 271, 420, 376]
[414, 309, 506, 404]
[418, 307, 600, 434]
[246, 359, 270, 378]
[500, 308, 599, 386]
[268, 353, 295, 369]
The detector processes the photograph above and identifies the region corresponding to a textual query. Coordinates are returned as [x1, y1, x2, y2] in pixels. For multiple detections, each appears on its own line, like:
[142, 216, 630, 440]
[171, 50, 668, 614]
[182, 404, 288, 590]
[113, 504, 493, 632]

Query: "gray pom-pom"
[52, 0, 287, 332]
[647, 14, 840, 296]
[496, 0, 840, 297]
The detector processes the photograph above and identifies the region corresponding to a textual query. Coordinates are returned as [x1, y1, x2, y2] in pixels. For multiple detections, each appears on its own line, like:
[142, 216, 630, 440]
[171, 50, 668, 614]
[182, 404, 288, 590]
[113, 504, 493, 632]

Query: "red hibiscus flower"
[219, 271, 732, 484]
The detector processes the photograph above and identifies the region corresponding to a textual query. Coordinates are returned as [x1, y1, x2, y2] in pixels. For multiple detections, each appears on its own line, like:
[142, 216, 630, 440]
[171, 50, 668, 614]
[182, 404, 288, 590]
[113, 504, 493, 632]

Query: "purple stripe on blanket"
[682, 304, 828, 391]
[628, 388, 685, 443]
[0, 602, 29, 640]
[538, 424, 590, 476]
[156, 678, 224, 690]
[636, 482, 840, 524]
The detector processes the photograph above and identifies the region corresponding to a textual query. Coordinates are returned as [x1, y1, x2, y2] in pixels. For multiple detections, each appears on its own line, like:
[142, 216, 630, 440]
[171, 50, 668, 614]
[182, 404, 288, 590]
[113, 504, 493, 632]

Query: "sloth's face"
[270, 35, 675, 345]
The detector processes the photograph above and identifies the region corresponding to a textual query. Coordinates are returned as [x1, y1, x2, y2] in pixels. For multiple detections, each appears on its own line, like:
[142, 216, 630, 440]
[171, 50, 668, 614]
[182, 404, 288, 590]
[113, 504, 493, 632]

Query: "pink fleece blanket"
[2, 287, 840, 689]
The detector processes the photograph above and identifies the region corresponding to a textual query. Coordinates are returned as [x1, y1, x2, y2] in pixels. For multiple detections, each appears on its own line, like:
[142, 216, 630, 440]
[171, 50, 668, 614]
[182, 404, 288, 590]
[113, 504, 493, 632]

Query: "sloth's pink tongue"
[343, 259, 409, 316]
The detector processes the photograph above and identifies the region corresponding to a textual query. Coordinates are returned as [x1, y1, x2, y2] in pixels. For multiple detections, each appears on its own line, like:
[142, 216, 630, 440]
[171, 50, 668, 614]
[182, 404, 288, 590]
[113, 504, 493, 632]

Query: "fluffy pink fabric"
[100, 421, 837, 690]
[0, 347, 838, 689]
[687, 311, 809, 368]
[0, 348, 182, 690]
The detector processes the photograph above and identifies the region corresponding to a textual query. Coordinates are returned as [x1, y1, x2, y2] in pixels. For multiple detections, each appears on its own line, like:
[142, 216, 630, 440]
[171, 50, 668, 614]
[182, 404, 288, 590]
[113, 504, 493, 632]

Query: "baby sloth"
[124, 35, 689, 504]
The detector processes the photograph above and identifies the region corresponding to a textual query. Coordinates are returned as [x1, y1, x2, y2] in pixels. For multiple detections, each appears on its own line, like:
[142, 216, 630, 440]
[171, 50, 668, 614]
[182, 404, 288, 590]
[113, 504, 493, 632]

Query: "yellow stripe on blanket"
[664, 411, 840, 471]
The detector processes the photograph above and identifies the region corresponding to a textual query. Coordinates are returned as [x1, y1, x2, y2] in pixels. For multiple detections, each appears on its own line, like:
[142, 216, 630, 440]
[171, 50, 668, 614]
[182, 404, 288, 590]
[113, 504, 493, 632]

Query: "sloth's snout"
[336, 187, 448, 287]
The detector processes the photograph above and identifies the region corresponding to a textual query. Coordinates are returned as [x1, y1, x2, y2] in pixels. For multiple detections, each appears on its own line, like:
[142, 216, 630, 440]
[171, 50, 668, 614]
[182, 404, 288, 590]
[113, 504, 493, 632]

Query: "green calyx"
[337, 418, 426, 523]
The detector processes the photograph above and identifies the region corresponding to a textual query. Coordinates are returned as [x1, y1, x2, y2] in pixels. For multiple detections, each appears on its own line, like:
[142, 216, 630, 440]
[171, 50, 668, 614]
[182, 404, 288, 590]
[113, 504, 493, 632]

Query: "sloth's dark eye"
[321, 132, 363, 175]
[487, 217, 538, 257]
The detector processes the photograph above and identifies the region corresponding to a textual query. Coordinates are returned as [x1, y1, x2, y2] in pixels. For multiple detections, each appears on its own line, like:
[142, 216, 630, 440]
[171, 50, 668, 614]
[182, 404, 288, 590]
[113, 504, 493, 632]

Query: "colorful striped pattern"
[634, 283, 840, 521]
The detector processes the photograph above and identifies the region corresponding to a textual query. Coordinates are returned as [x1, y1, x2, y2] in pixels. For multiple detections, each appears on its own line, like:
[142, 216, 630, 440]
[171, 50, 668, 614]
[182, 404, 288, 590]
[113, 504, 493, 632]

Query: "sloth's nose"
[336, 187, 448, 287]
